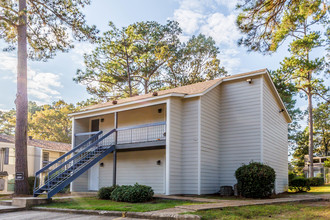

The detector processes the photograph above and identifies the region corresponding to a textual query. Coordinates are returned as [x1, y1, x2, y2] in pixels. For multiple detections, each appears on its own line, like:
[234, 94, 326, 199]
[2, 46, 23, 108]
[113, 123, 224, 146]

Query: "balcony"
[75, 121, 166, 151]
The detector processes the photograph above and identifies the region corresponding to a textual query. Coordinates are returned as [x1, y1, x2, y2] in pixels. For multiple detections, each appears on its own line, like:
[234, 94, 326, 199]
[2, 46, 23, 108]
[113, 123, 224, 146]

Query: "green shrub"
[288, 172, 296, 185]
[289, 177, 310, 192]
[235, 162, 276, 198]
[98, 185, 118, 200]
[308, 177, 324, 186]
[28, 176, 39, 195]
[324, 158, 330, 168]
[110, 183, 154, 203]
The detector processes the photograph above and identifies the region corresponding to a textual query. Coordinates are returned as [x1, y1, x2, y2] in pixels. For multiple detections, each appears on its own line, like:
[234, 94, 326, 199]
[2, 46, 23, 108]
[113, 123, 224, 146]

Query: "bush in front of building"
[110, 183, 154, 203]
[28, 176, 39, 195]
[98, 185, 118, 200]
[289, 177, 310, 192]
[235, 162, 276, 198]
[288, 171, 296, 185]
[308, 177, 324, 186]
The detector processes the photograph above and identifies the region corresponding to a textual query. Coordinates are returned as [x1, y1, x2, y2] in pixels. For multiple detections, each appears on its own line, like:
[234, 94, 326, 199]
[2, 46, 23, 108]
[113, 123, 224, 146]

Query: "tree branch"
[0, 15, 18, 26]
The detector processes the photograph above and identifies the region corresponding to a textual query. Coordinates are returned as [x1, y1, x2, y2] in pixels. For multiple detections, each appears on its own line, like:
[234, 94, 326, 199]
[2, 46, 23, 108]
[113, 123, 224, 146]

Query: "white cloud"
[219, 49, 240, 73]
[172, 0, 242, 73]
[0, 52, 62, 104]
[173, 9, 205, 34]
[200, 13, 240, 47]
[215, 0, 237, 10]
[70, 42, 95, 67]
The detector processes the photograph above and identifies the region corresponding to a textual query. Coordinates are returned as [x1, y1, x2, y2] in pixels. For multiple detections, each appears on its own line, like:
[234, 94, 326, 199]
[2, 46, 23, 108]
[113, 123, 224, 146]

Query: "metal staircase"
[33, 129, 116, 199]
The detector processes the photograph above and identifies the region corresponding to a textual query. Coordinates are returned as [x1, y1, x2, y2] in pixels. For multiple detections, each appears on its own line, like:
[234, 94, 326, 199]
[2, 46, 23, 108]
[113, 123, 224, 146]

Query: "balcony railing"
[117, 121, 166, 145]
[74, 121, 166, 148]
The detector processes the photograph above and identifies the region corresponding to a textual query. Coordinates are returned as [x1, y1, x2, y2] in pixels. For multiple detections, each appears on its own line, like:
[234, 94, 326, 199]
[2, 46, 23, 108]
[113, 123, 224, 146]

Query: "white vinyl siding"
[166, 98, 182, 194]
[98, 149, 165, 193]
[181, 98, 199, 194]
[200, 86, 222, 194]
[262, 76, 289, 193]
[218, 77, 262, 187]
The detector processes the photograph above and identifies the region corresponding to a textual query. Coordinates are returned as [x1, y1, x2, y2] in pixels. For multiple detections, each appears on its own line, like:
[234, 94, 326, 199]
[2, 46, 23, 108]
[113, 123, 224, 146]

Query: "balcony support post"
[113, 112, 118, 186]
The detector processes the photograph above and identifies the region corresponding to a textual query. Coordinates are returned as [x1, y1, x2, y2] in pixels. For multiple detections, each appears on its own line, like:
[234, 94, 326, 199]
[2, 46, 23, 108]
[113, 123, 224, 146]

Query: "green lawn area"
[289, 184, 330, 195]
[192, 201, 330, 220]
[40, 197, 203, 212]
[202, 184, 330, 200]
[306, 184, 330, 194]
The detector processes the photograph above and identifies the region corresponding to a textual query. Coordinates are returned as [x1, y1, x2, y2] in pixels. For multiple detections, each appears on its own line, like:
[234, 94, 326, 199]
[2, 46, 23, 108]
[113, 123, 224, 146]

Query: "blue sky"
[0, 0, 320, 112]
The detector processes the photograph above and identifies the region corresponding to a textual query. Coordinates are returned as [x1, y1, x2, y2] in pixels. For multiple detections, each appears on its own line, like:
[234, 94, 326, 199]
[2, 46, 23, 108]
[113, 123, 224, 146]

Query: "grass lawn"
[39, 197, 203, 212]
[192, 201, 330, 220]
[305, 184, 330, 194]
[288, 184, 330, 195]
[200, 184, 330, 200]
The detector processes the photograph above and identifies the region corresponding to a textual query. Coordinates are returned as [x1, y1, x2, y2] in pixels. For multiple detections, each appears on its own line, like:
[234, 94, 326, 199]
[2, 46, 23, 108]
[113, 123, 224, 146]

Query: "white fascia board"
[184, 70, 267, 98]
[263, 70, 292, 123]
[184, 80, 223, 98]
[69, 93, 185, 118]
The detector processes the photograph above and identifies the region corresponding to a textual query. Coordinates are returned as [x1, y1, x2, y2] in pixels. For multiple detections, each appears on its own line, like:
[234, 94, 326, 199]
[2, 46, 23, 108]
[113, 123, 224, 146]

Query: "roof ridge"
[79, 69, 267, 112]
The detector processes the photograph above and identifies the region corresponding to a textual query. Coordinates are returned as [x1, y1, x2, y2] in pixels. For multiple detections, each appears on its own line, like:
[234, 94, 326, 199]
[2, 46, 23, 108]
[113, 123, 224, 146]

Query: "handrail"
[117, 121, 166, 131]
[35, 131, 103, 176]
[75, 131, 100, 136]
[47, 129, 116, 178]
[34, 121, 167, 197]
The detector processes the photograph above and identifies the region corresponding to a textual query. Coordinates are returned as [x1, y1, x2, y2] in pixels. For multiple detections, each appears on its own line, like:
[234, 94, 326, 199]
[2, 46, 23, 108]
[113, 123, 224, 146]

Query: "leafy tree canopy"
[0, 0, 98, 60]
[0, 100, 86, 144]
[75, 21, 227, 101]
[236, 0, 329, 177]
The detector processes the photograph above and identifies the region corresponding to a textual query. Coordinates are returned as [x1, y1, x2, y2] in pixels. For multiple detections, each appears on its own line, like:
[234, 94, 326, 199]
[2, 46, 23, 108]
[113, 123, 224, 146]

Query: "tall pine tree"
[237, 0, 329, 177]
[0, 0, 98, 195]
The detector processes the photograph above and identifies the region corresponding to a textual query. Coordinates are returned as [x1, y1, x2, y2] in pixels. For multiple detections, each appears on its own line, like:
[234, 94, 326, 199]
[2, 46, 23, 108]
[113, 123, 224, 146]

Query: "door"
[91, 119, 100, 132]
[89, 119, 100, 191]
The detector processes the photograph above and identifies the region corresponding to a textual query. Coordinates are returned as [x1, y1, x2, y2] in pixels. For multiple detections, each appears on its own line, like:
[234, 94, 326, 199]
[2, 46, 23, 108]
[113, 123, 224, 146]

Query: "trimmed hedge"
[110, 183, 154, 203]
[235, 162, 276, 198]
[308, 177, 324, 186]
[98, 185, 118, 200]
[289, 177, 310, 192]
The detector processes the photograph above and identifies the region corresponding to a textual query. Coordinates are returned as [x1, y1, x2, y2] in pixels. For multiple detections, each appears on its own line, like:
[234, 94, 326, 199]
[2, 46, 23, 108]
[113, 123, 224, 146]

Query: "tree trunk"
[144, 80, 148, 94]
[15, 0, 29, 195]
[124, 44, 132, 97]
[307, 90, 314, 178]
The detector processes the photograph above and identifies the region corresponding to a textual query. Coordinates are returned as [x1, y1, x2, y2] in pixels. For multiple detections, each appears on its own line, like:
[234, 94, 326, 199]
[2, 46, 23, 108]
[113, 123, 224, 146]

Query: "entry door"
[91, 119, 100, 132]
[89, 119, 100, 191]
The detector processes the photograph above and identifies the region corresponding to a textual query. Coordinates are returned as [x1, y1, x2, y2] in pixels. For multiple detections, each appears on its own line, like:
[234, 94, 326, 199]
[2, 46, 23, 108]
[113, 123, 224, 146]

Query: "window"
[4, 148, 9, 165]
[42, 152, 49, 167]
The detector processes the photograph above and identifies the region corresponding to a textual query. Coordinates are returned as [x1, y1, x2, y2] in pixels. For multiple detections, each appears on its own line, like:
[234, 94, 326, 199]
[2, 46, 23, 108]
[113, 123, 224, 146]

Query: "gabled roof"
[71, 69, 291, 123]
[0, 134, 71, 152]
[80, 69, 267, 111]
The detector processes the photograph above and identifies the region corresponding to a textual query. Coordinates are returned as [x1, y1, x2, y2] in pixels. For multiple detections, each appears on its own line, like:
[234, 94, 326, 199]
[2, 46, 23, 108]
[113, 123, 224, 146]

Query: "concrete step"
[0, 205, 25, 213]
[0, 200, 12, 206]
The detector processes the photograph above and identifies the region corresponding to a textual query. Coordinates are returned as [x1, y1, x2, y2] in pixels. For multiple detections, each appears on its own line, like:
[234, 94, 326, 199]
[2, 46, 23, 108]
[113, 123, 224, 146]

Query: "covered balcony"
[73, 103, 167, 151]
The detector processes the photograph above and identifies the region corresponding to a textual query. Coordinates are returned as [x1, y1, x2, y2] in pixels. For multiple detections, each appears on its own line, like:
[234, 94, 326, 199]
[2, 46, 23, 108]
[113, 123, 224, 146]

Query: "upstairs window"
[4, 148, 9, 165]
[42, 152, 50, 167]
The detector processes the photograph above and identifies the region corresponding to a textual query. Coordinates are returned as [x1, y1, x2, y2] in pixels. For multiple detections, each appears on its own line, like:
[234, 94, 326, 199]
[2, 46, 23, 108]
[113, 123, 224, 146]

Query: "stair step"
[0, 200, 12, 206]
[34, 192, 47, 195]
